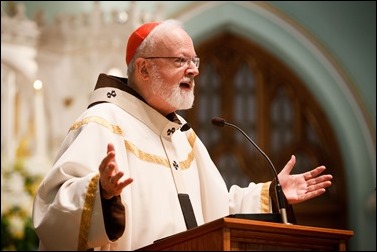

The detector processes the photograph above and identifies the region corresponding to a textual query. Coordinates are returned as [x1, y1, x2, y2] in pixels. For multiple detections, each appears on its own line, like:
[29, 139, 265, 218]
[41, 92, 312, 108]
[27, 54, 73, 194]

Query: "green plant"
[1, 158, 43, 251]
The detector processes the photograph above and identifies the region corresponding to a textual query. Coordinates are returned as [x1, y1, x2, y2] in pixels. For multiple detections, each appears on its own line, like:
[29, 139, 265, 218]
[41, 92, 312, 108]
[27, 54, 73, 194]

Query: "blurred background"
[1, 1, 375, 251]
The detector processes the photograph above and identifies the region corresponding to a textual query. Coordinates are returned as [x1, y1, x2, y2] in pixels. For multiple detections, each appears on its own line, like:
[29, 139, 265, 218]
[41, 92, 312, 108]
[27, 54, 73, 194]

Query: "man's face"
[149, 61, 196, 111]
[145, 27, 199, 112]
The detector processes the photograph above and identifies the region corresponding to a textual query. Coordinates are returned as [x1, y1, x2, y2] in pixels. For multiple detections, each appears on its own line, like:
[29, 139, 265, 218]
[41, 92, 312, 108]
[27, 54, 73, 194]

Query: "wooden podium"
[137, 216, 354, 251]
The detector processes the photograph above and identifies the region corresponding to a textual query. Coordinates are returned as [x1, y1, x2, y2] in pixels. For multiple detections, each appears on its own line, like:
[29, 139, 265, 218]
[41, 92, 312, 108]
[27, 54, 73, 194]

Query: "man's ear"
[135, 58, 149, 79]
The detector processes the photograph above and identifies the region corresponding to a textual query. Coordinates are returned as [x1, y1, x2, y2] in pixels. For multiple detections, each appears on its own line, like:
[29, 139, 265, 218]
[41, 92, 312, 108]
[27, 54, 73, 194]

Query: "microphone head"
[211, 117, 226, 127]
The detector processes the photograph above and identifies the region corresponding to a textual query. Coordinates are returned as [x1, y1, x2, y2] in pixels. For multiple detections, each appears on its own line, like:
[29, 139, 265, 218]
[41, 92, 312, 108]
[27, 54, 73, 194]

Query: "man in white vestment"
[32, 19, 333, 251]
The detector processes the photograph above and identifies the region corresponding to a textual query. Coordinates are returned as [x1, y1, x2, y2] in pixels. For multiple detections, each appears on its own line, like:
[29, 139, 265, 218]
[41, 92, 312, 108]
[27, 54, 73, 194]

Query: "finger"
[107, 143, 115, 154]
[111, 177, 134, 197]
[302, 188, 327, 201]
[303, 165, 327, 180]
[110, 170, 124, 185]
[118, 177, 134, 188]
[99, 149, 115, 173]
[281, 155, 296, 174]
[107, 144, 118, 174]
[310, 180, 332, 191]
[306, 176, 333, 194]
[306, 173, 332, 183]
[106, 162, 117, 178]
[316, 174, 333, 183]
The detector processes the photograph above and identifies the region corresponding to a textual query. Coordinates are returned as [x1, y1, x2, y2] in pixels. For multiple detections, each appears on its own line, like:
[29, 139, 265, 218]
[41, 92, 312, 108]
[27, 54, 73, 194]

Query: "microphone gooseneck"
[211, 117, 289, 224]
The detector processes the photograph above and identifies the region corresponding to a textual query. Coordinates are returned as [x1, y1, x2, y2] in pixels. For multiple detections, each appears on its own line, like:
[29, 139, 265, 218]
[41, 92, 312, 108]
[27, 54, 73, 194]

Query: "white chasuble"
[33, 84, 270, 251]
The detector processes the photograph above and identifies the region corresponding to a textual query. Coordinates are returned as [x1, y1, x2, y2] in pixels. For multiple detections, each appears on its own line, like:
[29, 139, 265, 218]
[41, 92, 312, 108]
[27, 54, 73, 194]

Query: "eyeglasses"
[144, 56, 200, 69]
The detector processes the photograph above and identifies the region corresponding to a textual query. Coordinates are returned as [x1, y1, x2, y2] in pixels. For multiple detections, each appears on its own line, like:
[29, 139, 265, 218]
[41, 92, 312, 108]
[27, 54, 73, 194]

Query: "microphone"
[211, 117, 289, 224]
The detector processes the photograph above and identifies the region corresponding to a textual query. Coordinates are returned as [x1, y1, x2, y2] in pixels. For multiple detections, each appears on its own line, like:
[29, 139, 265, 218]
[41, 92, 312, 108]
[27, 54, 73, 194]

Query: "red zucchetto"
[126, 22, 160, 65]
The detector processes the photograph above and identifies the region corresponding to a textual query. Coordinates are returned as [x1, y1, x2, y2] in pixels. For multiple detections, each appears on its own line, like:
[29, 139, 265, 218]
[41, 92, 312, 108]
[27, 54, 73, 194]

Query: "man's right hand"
[99, 143, 133, 199]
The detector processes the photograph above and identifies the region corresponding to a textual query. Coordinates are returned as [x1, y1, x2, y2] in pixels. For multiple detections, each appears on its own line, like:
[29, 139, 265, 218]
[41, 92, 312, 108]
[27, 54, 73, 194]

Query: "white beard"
[150, 67, 194, 110]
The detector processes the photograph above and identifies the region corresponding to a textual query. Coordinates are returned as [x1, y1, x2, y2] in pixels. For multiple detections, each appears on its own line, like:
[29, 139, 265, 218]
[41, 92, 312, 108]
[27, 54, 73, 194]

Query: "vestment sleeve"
[32, 113, 128, 250]
[100, 186, 126, 241]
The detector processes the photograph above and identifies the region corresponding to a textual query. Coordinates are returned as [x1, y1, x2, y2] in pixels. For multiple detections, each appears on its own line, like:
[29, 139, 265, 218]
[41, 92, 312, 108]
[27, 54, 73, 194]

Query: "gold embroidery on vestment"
[70, 116, 198, 169]
[78, 174, 100, 251]
[187, 131, 196, 147]
[70, 116, 123, 135]
[261, 181, 271, 213]
[125, 133, 197, 170]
